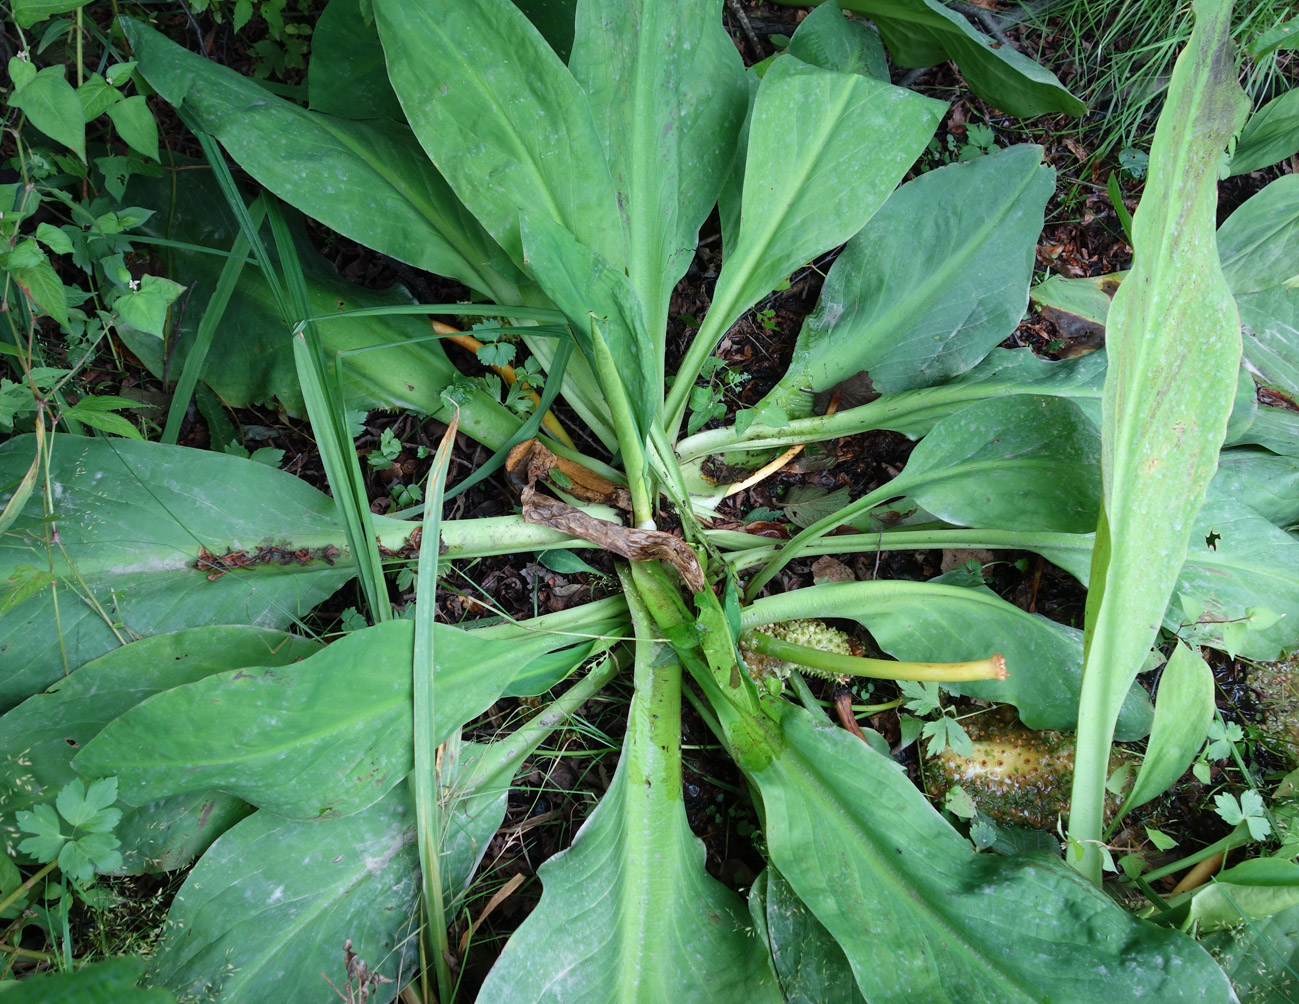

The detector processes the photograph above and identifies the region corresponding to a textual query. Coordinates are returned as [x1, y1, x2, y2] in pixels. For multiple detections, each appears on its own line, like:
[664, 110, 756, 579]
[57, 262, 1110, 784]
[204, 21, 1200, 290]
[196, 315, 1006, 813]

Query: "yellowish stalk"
[745, 631, 1007, 683]
[433, 320, 577, 449]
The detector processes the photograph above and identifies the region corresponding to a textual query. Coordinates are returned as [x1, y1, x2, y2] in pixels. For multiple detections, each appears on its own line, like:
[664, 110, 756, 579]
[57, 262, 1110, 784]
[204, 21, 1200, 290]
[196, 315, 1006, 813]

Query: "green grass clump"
[1017, 0, 1296, 162]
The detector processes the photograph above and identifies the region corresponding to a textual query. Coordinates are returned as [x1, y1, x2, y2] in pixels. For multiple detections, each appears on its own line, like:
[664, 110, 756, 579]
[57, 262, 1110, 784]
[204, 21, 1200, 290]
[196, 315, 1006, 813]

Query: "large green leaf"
[74, 618, 589, 818]
[1237, 285, 1299, 399]
[762, 144, 1054, 414]
[893, 395, 1102, 534]
[1217, 173, 1299, 295]
[858, 0, 1082, 116]
[148, 785, 419, 1004]
[307, 0, 405, 121]
[740, 703, 1236, 1004]
[569, 0, 747, 352]
[122, 19, 524, 302]
[1068, 0, 1249, 879]
[0, 436, 360, 709]
[1187, 860, 1299, 933]
[1228, 87, 1299, 177]
[513, 0, 578, 60]
[12, 0, 90, 29]
[1112, 641, 1213, 825]
[373, 0, 624, 270]
[743, 395, 1104, 597]
[786, 1, 889, 81]
[873, 346, 1107, 436]
[519, 211, 656, 442]
[671, 54, 944, 434]
[9, 66, 86, 160]
[0, 626, 315, 871]
[2, 957, 172, 1004]
[1198, 902, 1299, 1002]
[1174, 494, 1299, 660]
[1237, 404, 1299, 459]
[1210, 447, 1299, 527]
[120, 172, 522, 446]
[747, 867, 867, 1004]
[769, 0, 1085, 117]
[476, 636, 780, 1004]
[743, 576, 1153, 739]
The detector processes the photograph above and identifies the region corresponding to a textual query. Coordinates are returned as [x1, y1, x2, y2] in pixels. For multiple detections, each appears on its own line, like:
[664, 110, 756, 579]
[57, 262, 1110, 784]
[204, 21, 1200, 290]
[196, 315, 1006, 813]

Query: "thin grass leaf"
[412, 411, 459, 1004]
[186, 124, 288, 318]
[292, 302, 568, 330]
[272, 199, 391, 622]
[160, 216, 254, 445]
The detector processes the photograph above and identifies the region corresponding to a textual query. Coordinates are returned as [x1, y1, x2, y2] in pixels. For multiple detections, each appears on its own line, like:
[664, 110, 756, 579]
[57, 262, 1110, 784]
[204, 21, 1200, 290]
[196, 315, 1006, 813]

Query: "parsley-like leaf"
[899, 680, 942, 717]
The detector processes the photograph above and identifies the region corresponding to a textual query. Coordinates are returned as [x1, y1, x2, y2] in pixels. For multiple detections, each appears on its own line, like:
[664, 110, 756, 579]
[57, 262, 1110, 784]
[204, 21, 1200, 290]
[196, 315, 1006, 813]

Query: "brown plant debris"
[196, 543, 340, 581]
[509, 439, 706, 593]
[505, 439, 633, 510]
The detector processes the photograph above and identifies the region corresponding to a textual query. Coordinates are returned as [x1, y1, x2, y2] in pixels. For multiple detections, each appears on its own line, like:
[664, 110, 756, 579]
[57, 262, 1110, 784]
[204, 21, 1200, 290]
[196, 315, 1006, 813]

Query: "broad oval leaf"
[1237, 284, 1299, 400]
[1237, 403, 1299, 459]
[1187, 859, 1299, 933]
[307, 0, 405, 121]
[1175, 495, 1299, 661]
[763, 144, 1054, 414]
[569, 0, 747, 343]
[0, 626, 316, 872]
[892, 395, 1102, 534]
[1217, 173, 1299, 294]
[12, 0, 90, 28]
[149, 786, 419, 1004]
[122, 19, 522, 301]
[374, 0, 624, 270]
[786, 2, 889, 81]
[9, 66, 86, 160]
[1210, 447, 1299, 527]
[699, 55, 945, 355]
[748, 704, 1236, 1004]
[1113, 640, 1214, 824]
[74, 617, 604, 818]
[819, 0, 1085, 117]
[0, 435, 357, 710]
[477, 645, 780, 1004]
[748, 867, 866, 1004]
[1198, 901, 1299, 1000]
[739, 395, 1102, 597]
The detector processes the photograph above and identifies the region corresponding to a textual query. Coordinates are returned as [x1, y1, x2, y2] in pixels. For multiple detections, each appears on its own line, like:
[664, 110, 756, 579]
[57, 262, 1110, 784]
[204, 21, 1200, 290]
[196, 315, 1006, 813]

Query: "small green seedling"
[16, 777, 123, 885]
[1213, 789, 1271, 841]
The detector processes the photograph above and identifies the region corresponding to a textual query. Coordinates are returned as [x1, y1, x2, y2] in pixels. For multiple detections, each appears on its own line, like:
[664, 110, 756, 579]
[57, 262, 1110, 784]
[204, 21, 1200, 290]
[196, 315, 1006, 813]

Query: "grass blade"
[413, 410, 459, 1004]
[160, 218, 255, 445]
